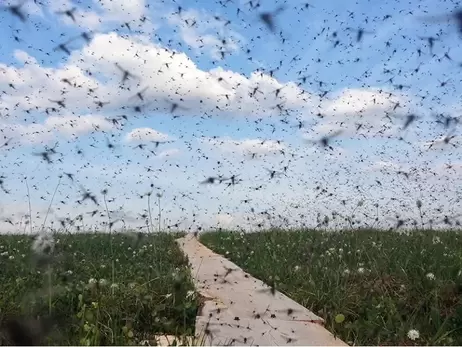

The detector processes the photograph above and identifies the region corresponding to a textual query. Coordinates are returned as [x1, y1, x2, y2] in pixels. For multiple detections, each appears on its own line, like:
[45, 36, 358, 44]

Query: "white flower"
[343, 269, 350, 275]
[294, 265, 300, 271]
[9, 255, 14, 260]
[66, 270, 73, 275]
[432, 236, 441, 244]
[407, 329, 420, 341]
[426, 272, 435, 280]
[99, 279, 108, 287]
[165, 293, 172, 299]
[110, 283, 119, 290]
[88, 278, 97, 287]
[357, 267, 365, 274]
[1, 251, 8, 257]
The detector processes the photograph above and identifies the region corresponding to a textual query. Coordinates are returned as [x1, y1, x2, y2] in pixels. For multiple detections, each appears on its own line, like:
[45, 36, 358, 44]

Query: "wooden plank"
[177, 235, 347, 346]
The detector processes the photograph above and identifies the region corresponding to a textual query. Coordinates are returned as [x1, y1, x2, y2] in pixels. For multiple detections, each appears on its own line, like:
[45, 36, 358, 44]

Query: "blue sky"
[0, 0, 461, 232]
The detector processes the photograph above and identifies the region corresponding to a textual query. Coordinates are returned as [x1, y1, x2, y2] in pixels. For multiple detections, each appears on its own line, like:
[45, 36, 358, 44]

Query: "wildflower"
[110, 283, 119, 290]
[9, 255, 14, 260]
[407, 329, 420, 341]
[426, 272, 435, 280]
[294, 265, 300, 271]
[66, 270, 73, 275]
[432, 236, 441, 244]
[343, 269, 350, 275]
[165, 293, 172, 299]
[99, 279, 108, 287]
[88, 278, 97, 287]
[1, 251, 8, 257]
[357, 267, 365, 274]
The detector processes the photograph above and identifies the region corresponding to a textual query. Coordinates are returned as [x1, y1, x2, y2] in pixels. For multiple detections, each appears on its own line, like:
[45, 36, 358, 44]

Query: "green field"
[200, 229, 462, 346]
[2, 229, 462, 346]
[0, 232, 198, 346]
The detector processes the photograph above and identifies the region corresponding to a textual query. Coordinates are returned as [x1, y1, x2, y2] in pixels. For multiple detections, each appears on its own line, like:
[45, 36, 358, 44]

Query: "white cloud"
[125, 127, 170, 142]
[166, 8, 244, 60]
[157, 148, 180, 158]
[45, 114, 114, 137]
[0, 114, 114, 145]
[0, 32, 313, 146]
[94, 0, 146, 23]
[43, 0, 103, 30]
[305, 88, 411, 138]
[369, 160, 403, 172]
[201, 137, 286, 156]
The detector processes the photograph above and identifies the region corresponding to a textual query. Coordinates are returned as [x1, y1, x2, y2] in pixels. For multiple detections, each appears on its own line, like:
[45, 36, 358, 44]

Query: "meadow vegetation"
[2, 228, 462, 346]
[0, 232, 198, 346]
[200, 228, 462, 346]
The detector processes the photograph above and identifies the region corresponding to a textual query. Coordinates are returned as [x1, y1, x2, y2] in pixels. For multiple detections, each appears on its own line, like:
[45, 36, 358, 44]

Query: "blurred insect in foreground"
[420, 8, 462, 37]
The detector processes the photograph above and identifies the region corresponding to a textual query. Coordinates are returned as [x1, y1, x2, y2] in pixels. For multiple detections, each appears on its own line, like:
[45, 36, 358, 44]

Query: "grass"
[200, 228, 462, 346]
[0, 231, 199, 346]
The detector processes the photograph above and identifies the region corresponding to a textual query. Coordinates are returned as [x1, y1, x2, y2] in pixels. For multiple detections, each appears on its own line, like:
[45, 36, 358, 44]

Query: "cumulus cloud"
[157, 148, 180, 158]
[95, 0, 146, 22]
[306, 88, 414, 139]
[369, 160, 402, 172]
[166, 8, 244, 60]
[42, 0, 103, 30]
[0, 32, 315, 145]
[201, 137, 286, 156]
[0, 115, 115, 145]
[1, 33, 308, 114]
[125, 127, 170, 142]
[45, 114, 114, 137]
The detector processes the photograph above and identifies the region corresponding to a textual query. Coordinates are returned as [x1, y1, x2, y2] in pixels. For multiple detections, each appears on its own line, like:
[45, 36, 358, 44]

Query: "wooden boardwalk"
[177, 234, 347, 346]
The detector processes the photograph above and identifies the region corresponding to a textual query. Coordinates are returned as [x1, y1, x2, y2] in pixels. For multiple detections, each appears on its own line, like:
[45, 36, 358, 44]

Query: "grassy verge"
[0, 232, 198, 345]
[200, 229, 462, 346]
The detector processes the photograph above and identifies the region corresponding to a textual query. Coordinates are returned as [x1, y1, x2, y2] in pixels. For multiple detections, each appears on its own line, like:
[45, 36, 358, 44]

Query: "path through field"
[177, 234, 347, 346]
